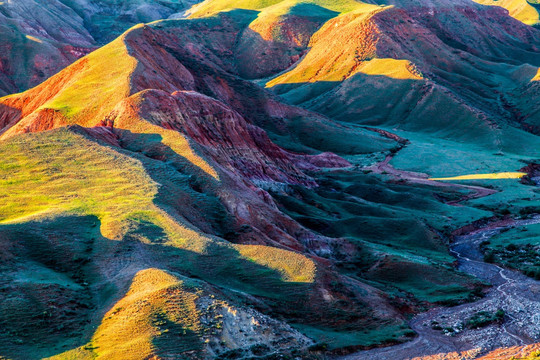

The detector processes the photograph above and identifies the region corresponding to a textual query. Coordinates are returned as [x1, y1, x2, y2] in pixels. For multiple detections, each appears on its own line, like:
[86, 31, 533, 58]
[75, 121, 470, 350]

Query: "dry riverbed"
[338, 216, 540, 360]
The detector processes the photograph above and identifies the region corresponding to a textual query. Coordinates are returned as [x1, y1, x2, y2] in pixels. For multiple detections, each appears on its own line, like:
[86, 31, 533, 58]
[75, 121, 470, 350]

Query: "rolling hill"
[0, 0, 198, 96]
[1, 0, 540, 359]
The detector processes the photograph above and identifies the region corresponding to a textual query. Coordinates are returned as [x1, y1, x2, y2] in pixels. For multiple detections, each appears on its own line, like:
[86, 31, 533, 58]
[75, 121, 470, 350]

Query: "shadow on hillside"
[108, 127, 232, 237]
[122, 13, 397, 155]
[232, 6, 337, 79]
[0, 214, 314, 359]
[134, 15, 540, 155]
[270, 74, 472, 129]
[266, 71, 540, 154]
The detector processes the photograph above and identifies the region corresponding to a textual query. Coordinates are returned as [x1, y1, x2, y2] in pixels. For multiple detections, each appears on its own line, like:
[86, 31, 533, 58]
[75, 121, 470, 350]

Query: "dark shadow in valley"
[108, 127, 233, 238]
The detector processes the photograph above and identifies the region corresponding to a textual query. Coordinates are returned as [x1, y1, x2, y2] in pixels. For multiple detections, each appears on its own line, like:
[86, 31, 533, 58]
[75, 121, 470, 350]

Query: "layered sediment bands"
[108, 88, 318, 184]
[255, 1, 540, 146]
[2, 0, 540, 358]
[0, 16, 402, 358]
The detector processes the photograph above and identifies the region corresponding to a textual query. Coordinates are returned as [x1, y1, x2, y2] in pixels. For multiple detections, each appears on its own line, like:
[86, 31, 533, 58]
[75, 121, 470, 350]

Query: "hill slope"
[0, 0, 199, 95]
[1, 0, 540, 359]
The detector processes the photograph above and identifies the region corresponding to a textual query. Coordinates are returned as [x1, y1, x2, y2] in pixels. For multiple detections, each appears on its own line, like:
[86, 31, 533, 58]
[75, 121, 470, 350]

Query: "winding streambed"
[339, 216, 540, 360]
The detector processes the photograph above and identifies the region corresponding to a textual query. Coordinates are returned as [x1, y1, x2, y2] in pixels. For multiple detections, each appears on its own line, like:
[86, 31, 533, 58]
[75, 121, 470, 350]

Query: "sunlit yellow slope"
[430, 172, 527, 181]
[188, 0, 382, 47]
[0, 128, 317, 285]
[532, 67, 540, 82]
[265, 7, 422, 87]
[93, 269, 201, 360]
[187, 0, 378, 18]
[108, 91, 218, 179]
[187, 0, 420, 85]
[0, 25, 139, 131]
[46, 269, 203, 360]
[474, 0, 540, 26]
[0, 25, 217, 179]
[0, 128, 319, 359]
[0, 128, 159, 239]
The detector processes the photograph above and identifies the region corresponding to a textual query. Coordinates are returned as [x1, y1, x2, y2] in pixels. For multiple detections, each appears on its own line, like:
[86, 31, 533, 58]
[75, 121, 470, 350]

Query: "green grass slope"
[2, 2, 540, 356]
[0, 128, 327, 359]
[188, 0, 540, 154]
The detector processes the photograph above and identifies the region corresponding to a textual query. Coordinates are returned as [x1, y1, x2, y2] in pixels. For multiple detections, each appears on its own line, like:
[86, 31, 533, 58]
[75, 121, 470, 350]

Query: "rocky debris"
[198, 297, 312, 358]
[363, 127, 410, 146]
[520, 163, 540, 186]
[340, 217, 540, 360]
[0, 17, 405, 355]
[3, 1, 540, 358]
[0, 16, 363, 256]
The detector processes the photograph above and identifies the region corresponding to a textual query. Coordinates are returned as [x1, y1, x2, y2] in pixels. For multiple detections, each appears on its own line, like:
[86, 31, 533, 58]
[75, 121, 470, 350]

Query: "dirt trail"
[337, 144, 540, 360]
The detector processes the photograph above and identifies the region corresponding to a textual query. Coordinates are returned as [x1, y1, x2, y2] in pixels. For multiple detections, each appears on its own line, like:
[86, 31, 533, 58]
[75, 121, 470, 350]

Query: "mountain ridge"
[1, 0, 540, 359]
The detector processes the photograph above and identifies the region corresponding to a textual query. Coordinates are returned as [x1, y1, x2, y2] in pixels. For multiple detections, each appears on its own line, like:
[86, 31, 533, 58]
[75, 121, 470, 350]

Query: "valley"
[340, 170, 540, 359]
[0, 0, 540, 359]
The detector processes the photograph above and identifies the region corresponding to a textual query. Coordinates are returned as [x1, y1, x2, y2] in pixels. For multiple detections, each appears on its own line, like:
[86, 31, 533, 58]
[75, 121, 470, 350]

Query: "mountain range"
[1, 0, 540, 359]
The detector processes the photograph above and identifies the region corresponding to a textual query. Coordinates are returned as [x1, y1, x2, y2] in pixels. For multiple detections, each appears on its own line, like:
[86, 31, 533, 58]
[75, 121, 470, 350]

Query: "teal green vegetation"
[481, 223, 540, 279]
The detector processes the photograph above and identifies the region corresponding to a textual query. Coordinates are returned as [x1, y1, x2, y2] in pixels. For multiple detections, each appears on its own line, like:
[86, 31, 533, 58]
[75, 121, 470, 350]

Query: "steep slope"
[0, 128, 318, 359]
[188, 0, 540, 150]
[187, 0, 383, 78]
[0, 0, 94, 95]
[58, 0, 200, 42]
[0, 14, 417, 357]
[264, 1, 540, 143]
[0, 0, 199, 95]
[182, 0, 540, 356]
[2, 0, 540, 358]
[0, 126, 404, 359]
[50, 268, 312, 360]
[0, 9, 498, 356]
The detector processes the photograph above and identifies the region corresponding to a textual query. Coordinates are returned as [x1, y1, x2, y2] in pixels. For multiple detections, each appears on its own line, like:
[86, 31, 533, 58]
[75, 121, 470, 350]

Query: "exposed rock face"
[262, 1, 540, 144]
[184, 0, 540, 148]
[0, 13, 406, 359]
[0, 18, 358, 258]
[2, 0, 540, 358]
[110, 89, 319, 185]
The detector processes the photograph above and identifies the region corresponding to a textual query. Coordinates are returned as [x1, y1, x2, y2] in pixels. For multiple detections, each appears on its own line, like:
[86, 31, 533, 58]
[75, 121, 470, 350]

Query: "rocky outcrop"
[7, 2, 537, 357]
